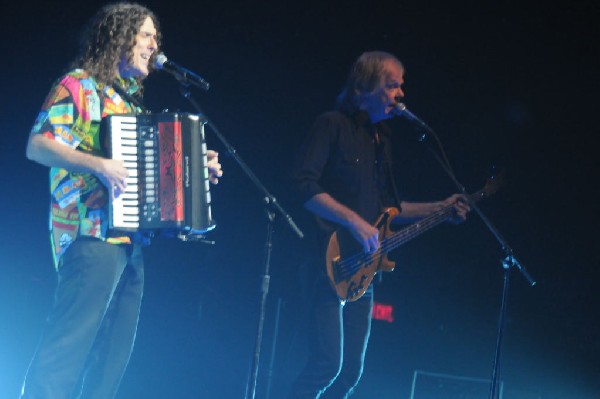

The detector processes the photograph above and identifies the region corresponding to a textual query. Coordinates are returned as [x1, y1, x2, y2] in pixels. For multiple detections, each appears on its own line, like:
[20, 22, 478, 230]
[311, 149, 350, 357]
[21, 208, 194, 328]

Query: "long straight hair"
[335, 51, 404, 113]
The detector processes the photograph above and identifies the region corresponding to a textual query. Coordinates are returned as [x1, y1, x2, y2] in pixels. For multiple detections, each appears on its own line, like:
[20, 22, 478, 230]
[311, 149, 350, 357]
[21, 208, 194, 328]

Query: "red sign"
[372, 302, 394, 323]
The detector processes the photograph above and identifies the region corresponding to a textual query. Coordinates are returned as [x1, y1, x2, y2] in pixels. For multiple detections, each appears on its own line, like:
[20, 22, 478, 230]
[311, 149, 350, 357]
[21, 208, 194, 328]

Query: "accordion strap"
[111, 80, 148, 114]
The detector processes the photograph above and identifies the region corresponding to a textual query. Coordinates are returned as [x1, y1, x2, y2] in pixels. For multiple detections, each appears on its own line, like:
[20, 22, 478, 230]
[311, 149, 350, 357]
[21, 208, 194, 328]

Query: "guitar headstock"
[470, 168, 505, 201]
[480, 168, 506, 198]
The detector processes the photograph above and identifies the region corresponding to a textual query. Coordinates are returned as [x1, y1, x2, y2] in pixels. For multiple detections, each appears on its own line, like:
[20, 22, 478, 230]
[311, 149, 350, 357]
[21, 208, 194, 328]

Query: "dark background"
[1, 1, 598, 398]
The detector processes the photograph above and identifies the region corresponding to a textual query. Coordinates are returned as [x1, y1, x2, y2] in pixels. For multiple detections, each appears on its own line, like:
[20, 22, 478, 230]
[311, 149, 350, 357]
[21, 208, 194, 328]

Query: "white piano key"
[121, 209, 139, 216]
[120, 192, 139, 200]
[120, 147, 138, 155]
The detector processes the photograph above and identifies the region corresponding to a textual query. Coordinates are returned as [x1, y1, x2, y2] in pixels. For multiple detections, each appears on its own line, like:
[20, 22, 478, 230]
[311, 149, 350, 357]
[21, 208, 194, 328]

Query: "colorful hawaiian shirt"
[30, 69, 141, 269]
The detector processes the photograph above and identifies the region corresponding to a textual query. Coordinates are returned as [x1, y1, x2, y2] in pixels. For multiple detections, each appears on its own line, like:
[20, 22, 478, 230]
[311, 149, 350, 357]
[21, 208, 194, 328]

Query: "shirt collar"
[114, 76, 140, 96]
[351, 110, 380, 138]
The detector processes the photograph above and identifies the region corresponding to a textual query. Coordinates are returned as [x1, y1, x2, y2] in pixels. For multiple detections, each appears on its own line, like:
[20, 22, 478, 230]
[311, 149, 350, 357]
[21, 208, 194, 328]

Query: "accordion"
[103, 112, 216, 239]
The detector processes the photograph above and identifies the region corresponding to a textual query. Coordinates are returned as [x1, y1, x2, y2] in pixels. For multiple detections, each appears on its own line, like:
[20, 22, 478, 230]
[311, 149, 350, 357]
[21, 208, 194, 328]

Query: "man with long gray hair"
[288, 51, 470, 398]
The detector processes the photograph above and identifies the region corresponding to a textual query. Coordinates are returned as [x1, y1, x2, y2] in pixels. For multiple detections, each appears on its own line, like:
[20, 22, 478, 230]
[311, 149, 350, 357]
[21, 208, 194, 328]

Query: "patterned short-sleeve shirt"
[31, 69, 141, 268]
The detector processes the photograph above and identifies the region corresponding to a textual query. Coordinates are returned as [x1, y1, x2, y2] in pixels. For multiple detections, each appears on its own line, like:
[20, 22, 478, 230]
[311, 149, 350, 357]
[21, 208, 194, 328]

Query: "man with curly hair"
[20, 3, 222, 398]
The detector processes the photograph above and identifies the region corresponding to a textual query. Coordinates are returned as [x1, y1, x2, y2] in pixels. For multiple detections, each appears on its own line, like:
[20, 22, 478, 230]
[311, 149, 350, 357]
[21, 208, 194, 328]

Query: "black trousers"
[20, 237, 144, 399]
[288, 273, 373, 399]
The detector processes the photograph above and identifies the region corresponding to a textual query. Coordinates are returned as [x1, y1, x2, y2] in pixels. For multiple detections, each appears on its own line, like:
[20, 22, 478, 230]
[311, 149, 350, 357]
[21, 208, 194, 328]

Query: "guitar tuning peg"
[488, 164, 499, 180]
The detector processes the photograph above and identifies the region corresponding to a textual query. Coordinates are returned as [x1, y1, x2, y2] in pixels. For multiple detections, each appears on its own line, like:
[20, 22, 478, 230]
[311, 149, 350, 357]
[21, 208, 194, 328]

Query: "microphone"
[154, 53, 210, 91]
[393, 102, 433, 139]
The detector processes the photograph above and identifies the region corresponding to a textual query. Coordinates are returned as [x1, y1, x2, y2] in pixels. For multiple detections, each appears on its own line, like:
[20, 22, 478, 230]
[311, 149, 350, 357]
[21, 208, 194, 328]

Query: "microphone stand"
[174, 81, 304, 399]
[401, 109, 536, 399]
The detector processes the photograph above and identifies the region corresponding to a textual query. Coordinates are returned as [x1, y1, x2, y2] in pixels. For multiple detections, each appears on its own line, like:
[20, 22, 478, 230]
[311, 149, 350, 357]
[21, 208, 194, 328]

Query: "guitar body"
[326, 207, 400, 304]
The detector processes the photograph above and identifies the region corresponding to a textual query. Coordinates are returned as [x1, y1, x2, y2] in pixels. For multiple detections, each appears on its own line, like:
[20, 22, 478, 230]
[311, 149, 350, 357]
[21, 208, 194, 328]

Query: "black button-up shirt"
[293, 110, 399, 233]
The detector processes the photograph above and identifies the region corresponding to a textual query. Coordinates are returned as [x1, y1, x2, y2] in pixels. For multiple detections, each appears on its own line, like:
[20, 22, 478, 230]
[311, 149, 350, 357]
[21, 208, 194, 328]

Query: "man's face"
[361, 60, 405, 123]
[119, 16, 158, 78]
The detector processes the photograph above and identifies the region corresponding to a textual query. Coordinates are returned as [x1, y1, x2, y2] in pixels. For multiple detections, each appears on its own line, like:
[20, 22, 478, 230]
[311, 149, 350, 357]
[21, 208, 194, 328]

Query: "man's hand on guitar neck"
[441, 193, 471, 224]
[397, 193, 471, 225]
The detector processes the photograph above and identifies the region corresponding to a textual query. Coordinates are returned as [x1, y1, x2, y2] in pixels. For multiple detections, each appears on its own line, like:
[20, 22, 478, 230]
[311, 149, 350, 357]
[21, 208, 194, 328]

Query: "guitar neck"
[382, 189, 486, 252]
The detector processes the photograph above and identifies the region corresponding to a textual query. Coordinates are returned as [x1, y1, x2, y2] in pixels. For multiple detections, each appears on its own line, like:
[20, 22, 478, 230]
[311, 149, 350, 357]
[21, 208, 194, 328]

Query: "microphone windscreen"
[154, 53, 168, 69]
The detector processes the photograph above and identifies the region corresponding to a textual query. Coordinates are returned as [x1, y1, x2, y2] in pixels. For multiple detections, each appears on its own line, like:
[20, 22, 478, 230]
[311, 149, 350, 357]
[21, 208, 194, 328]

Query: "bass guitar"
[325, 175, 502, 304]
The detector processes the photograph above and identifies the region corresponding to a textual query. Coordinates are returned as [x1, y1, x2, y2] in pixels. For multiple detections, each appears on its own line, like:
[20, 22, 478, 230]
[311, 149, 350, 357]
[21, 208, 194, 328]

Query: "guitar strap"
[375, 128, 403, 212]
[386, 160, 403, 211]
[375, 128, 402, 285]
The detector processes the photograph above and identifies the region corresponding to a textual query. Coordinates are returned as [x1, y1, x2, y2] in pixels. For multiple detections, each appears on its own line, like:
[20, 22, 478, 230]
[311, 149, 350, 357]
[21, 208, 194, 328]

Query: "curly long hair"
[335, 51, 404, 114]
[70, 2, 162, 88]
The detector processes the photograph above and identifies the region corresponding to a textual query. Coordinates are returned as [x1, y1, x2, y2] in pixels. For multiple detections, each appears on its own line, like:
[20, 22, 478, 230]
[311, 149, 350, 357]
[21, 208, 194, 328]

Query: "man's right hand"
[97, 158, 129, 197]
[348, 216, 380, 254]
[26, 135, 129, 198]
[305, 192, 380, 254]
